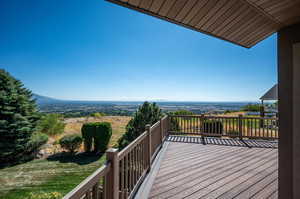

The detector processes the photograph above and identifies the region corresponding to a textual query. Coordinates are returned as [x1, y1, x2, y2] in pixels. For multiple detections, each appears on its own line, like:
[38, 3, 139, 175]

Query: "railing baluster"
[120, 159, 124, 199]
[139, 144, 142, 177]
[256, 118, 258, 138]
[183, 116, 185, 133]
[186, 116, 188, 133]
[226, 117, 228, 135]
[134, 146, 138, 184]
[129, 151, 132, 192]
[92, 183, 99, 199]
[146, 124, 151, 171]
[160, 118, 163, 143]
[103, 177, 106, 199]
[125, 154, 128, 197]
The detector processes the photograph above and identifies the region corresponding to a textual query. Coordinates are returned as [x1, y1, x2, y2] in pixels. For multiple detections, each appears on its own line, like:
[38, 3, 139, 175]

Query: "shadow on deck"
[136, 135, 278, 199]
[166, 135, 278, 149]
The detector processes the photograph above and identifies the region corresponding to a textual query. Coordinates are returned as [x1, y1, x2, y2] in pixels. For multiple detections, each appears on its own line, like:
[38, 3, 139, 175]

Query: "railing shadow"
[166, 135, 278, 149]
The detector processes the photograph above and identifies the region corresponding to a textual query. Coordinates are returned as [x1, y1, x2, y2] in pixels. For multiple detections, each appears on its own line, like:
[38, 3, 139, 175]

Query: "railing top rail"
[206, 116, 278, 120]
[240, 116, 278, 120]
[63, 162, 111, 199]
[170, 115, 203, 117]
[118, 130, 147, 160]
[150, 121, 160, 130]
[170, 115, 278, 120]
[161, 115, 168, 121]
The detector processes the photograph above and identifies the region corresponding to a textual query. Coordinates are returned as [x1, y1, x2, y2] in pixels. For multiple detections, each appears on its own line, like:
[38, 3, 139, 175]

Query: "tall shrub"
[0, 69, 40, 163]
[81, 122, 112, 153]
[94, 122, 112, 153]
[118, 102, 162, 150]
[81, 123, 94, 152]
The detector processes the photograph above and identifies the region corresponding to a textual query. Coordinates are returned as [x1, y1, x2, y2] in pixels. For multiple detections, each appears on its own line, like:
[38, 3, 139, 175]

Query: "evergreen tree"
[0, 69, 40, 163]
[118, 102, 162, 149]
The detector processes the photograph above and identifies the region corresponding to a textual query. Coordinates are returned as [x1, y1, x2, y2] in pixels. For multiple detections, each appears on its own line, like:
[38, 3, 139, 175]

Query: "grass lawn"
[0, 116, 131, 199]
[0, 154, 105, 199]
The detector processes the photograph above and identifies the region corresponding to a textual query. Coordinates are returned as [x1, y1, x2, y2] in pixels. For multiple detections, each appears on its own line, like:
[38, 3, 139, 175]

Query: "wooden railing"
[62, 162, 111, 199]
[169, 115, 278, 139]
[63, 116, 170, 199]
[62, 114, 278, 199]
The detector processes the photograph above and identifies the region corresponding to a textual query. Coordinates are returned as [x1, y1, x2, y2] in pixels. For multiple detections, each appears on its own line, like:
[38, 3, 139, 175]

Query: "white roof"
[260, 84, 278, 100]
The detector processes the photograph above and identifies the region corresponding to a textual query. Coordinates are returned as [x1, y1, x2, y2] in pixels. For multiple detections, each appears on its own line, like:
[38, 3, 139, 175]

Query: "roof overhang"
[260, 84, 278, 101]
[106, 0, 300, 48]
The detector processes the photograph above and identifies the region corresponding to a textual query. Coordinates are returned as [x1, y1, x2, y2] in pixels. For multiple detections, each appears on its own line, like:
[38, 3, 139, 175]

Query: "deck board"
[147, 136, 278, 199]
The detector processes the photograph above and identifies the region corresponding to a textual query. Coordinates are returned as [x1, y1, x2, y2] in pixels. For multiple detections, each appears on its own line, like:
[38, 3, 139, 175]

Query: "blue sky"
[0, 0, 277, 102]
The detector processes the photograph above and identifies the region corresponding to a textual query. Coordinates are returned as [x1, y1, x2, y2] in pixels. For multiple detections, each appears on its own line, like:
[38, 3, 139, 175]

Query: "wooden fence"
[63, 116, 170, 199]
[169, 115, 278, 139]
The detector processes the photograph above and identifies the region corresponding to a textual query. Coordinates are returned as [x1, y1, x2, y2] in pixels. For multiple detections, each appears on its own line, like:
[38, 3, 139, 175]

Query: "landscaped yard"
[0, 116, 131, 199]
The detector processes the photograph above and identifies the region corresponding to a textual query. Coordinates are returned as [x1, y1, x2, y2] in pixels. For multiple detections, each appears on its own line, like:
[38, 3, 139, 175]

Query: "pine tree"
[0, 69, 40, 163]
[118, 102, 162, 149]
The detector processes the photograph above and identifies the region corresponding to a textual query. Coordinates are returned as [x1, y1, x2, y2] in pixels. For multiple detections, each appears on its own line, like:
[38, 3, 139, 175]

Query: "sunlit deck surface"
[140, 136, 278, 199]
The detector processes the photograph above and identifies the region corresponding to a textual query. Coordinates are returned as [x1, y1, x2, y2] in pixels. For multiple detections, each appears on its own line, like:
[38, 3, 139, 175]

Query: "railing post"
[146, 124, 151, 171]
[106, 148, 119, 199]
[200, 114, 206, 144]
[168, 115, 171, 135]
[238, 114, 243, 140]
[200, 114, 205, 134]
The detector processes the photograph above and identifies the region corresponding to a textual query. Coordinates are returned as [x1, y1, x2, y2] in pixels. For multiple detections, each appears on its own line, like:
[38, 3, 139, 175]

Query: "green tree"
[90, 112, 106, 118]
[168, 110, 194, 131]
[0, 69, 40, 163]
[118, 102, 162, 150]
[37, 113, 65, 136]
[172, 110, 194, 115]
[241, 104, 261, 112]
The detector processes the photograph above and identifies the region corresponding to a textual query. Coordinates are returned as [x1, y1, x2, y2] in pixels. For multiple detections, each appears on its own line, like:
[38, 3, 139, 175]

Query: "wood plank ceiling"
[107, 0, 300, 48]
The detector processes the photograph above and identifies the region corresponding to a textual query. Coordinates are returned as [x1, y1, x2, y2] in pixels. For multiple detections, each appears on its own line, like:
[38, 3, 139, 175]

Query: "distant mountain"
[32, 94, 62, 104]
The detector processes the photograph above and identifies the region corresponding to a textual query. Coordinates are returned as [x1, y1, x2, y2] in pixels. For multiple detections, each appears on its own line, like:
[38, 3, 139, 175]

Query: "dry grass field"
[63, 116, 131, 147]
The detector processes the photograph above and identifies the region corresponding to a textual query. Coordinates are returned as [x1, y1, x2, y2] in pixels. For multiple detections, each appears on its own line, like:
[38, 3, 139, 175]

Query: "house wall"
[278, 22, 300, 199]
[292, 42, 300, 198]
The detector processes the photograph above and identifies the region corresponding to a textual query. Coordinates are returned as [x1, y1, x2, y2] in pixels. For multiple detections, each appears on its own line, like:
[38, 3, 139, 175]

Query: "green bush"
[26, 133, 48, 153]
[118, 102, 162, 150]
[90, 112, 106, 118]
[59, 134, 82, 153]
[202, 120, 223, 135]
[81, 122, 112, 153]
[82, 123, 95, 152]
[0, 69, 40, 163]
[168, 112, 180, 131]
[26, 192, 62, 199]
[172, 110, 194, 115]
[168, 110, 194, 131]
[241, 104, 262, 112]
[94, 122, 112, 153]
[37, 114, 65, 136]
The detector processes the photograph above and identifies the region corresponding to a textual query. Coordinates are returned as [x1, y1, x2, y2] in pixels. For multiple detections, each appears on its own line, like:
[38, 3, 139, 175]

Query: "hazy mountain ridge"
[32, 94, 62, 104]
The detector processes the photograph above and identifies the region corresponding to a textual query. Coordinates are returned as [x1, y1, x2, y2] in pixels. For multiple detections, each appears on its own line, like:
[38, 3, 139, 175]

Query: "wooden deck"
[145, 136, 278, 199]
